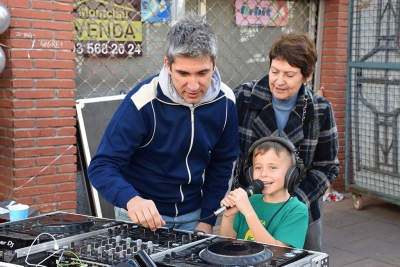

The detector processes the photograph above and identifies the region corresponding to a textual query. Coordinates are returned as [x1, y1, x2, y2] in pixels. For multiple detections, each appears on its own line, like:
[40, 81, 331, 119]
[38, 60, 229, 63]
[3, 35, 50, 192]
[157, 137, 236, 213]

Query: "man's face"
[165, 55, 215, 104]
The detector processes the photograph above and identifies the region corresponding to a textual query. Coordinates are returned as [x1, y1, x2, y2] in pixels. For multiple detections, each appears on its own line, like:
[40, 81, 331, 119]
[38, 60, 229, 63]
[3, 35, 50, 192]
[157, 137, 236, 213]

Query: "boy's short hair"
[252, 141, 296, 166]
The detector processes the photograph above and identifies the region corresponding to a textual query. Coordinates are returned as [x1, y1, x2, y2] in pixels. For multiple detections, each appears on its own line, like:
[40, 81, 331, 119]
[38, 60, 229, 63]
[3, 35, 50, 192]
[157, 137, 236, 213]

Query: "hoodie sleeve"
[87, 94, 148, 209]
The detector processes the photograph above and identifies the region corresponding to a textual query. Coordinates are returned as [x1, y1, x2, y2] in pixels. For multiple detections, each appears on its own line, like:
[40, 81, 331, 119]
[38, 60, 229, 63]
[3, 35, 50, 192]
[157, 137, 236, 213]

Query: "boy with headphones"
[219, 136, 309, 248]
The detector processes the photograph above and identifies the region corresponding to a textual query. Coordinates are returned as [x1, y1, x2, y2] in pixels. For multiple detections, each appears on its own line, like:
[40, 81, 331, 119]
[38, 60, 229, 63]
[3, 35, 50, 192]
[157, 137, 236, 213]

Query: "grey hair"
[165, 12, 218, 65]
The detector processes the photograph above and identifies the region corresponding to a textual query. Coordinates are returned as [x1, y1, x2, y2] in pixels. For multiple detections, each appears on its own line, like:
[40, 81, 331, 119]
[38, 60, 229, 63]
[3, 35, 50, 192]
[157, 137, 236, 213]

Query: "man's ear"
[214, 57, 218, 71]
[164, 57, 172, 73]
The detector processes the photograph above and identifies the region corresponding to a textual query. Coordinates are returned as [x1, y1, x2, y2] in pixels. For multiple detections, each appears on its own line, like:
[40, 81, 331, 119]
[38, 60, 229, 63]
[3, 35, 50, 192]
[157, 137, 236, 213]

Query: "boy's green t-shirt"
[233, 194, 308, 249]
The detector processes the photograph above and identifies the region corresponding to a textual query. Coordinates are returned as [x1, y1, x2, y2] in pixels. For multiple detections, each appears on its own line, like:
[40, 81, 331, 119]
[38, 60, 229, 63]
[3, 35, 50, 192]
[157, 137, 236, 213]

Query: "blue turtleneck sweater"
[272, 91, 299, 133]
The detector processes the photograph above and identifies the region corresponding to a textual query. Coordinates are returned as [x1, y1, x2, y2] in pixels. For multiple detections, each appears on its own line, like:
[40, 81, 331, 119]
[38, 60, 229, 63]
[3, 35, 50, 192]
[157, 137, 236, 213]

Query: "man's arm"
[88, 96, 147, 209]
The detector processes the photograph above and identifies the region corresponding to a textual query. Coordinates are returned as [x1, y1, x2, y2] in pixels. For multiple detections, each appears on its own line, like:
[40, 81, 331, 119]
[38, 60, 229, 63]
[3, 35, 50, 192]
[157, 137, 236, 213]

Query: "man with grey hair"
[88, 12, 239, 234]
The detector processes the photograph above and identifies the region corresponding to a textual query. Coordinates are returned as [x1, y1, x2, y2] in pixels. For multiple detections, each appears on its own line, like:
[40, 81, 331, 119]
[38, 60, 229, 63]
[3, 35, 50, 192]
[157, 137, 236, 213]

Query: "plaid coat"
[234, 75, 340, 223]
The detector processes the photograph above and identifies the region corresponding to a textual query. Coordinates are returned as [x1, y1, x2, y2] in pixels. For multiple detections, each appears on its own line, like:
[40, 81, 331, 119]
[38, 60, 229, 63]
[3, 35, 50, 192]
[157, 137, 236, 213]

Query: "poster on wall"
[72, 0, 143, 57]
[235, 0, 289, 27]
[141, 0, 171, 22]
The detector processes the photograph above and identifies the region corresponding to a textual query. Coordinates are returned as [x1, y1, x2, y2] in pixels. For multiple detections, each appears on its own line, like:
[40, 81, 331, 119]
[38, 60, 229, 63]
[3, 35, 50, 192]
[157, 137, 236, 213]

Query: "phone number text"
[74, 41, 142, 57]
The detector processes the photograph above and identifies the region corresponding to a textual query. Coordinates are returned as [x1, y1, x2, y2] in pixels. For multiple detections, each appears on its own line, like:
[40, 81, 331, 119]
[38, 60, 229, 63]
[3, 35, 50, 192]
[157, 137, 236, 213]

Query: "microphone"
[213, 180, 264, 216]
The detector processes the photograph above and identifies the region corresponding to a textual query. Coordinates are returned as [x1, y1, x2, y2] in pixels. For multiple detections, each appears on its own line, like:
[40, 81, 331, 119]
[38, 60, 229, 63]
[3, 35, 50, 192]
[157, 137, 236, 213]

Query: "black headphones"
[243, 136, 305, 195]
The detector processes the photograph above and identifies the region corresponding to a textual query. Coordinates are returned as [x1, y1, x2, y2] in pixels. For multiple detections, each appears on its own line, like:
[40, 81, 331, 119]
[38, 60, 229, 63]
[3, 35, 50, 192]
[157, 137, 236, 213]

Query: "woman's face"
[269, 59, 309, 100]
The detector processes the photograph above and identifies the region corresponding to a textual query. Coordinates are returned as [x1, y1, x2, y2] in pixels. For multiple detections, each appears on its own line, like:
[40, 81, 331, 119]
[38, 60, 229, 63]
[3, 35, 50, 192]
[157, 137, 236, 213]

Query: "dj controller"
[0, 212, 329, 267]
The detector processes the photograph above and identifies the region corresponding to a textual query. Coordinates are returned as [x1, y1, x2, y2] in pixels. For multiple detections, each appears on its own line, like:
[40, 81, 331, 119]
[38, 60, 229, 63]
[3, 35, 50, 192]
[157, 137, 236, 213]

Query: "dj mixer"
[0, 212, 329, 267]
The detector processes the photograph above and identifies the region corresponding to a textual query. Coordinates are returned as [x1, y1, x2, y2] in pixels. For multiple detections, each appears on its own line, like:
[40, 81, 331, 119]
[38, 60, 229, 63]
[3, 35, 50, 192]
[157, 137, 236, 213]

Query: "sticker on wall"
[72, 0, 143, 57]
[141, 0, 171, 22]
[235, 0, 288, 27]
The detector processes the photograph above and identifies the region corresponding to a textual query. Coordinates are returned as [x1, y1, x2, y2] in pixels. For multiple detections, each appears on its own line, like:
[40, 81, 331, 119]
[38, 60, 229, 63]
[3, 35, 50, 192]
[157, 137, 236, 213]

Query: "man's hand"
[126, 196, 166, 231]
[194, 222, 213, 234]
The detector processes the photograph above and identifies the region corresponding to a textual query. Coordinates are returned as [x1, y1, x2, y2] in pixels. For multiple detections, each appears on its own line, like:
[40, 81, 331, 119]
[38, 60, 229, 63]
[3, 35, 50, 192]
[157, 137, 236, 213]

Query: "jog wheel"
[199, 240, 272, 265]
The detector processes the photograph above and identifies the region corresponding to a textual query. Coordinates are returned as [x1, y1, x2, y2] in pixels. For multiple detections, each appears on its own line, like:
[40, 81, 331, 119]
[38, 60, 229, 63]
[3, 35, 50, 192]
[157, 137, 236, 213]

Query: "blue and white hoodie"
[88, 65, 239, 225]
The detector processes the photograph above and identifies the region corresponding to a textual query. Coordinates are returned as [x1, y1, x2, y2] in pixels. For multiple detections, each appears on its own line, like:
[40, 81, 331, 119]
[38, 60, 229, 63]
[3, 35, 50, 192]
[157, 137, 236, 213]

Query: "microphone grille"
[250, 180, 264, 194]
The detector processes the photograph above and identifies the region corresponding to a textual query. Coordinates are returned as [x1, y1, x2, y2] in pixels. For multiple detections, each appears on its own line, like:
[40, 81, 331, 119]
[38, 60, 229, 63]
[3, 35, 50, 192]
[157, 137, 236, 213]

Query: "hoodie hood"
[158, 64, 222, 107]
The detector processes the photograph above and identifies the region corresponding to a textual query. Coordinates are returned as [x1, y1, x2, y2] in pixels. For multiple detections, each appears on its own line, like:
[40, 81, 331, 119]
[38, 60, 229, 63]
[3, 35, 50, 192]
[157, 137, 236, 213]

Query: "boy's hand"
[220, 188, 252, 217]
[220, 195, 239, 217]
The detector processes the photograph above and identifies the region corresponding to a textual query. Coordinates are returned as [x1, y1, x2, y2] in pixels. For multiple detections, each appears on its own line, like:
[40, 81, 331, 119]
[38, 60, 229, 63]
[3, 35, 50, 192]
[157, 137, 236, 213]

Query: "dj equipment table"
[0, 212, 328, 267]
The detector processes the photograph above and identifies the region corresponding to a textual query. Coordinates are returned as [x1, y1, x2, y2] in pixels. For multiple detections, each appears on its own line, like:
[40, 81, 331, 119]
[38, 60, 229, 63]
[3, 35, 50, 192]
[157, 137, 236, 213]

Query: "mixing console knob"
[147, 241, 154, 254]
[116, 246, 121, 253]
[171, 251, 176, 258]
[121, 229, 127, 236]
[112, 253, 118, 261]
[291, 249, 303, 255]
[122, 244, 127, 250]
[182, 235, 187, 244]
[167, 241, 172, 249]
[112, 242, 117, 248]
[150, 232, 159, 242]
[97, 247, 103, 254]
[283, 252, 295, 258]
[126, 248, 132, 256]
[126, 237, 132, 244]
[168, 233, 176, 241]
[119, 250, 125, 258]
[137, 239, 143, 250]
[163, 254, 171, 263]
[116, 235, 121, 242]
[70, 241, 75, 250]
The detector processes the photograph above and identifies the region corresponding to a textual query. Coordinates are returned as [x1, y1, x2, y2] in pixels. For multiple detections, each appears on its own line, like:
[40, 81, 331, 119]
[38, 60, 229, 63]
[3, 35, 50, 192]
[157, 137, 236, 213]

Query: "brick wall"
[321, 0, 348, 192]
[0, 0, 77, 213]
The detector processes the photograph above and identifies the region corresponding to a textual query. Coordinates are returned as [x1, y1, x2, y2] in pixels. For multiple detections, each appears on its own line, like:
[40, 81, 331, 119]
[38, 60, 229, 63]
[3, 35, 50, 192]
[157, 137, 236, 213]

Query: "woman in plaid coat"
[233, 33, 340, 251]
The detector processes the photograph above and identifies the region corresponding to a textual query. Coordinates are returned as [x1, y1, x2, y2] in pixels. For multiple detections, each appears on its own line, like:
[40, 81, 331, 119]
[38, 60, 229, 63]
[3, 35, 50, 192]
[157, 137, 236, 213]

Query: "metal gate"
[346, 0, 400, 209]
[73, 0, 319, 99]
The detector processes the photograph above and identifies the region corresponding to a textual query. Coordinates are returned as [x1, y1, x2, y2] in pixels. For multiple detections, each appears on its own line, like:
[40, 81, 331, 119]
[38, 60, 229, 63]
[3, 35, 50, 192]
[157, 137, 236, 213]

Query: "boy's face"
[164, 55, 216, 104]
[252, 149, 292, 200]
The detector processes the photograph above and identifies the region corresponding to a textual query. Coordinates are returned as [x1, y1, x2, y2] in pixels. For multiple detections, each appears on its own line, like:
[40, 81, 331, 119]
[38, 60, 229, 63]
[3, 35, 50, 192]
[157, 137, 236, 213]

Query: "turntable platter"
[31, 213, 94, 234]
[199, 240, 272, 265]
